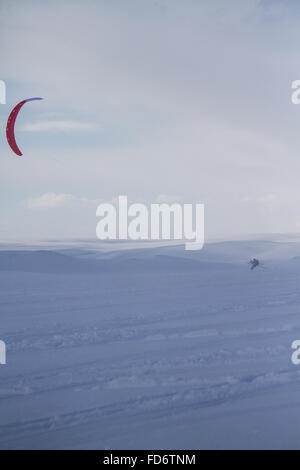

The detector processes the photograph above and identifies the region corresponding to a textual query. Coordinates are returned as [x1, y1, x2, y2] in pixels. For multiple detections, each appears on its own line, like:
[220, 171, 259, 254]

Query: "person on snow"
[249, 258, 259, 270]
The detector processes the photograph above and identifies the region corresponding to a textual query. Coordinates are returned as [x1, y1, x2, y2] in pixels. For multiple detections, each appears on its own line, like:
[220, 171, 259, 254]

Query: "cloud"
[22, 121, 97, 132]
[241, 193, 277, 204]
[26, 192, 100, 209]
[27, 193, 74, 209]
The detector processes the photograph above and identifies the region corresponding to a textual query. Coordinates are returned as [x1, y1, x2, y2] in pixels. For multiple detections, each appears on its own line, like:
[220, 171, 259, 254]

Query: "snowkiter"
[249, 258, 259, 270]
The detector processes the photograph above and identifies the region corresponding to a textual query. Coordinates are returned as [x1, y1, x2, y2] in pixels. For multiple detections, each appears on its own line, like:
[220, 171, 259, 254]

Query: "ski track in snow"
[0, 252, 300, 449]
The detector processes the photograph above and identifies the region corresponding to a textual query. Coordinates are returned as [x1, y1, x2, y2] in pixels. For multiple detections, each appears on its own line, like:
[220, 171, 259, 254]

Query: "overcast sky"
[1, 0, 300, 241]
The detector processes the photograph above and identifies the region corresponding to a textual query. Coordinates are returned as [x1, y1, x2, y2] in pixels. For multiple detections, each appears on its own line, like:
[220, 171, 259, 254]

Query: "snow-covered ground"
[0, 239, 300, 449]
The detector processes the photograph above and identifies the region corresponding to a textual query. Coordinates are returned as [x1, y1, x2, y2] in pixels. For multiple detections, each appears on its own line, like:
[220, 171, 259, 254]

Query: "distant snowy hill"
[0, 249, 238, 274]
[53, 238, 300, 265]
[0, 250, 92, 273]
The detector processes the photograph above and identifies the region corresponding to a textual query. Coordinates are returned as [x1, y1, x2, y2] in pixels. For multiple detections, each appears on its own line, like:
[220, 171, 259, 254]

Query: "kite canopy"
[25, 97, 43, 102]
[6, 97, 43, 156]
